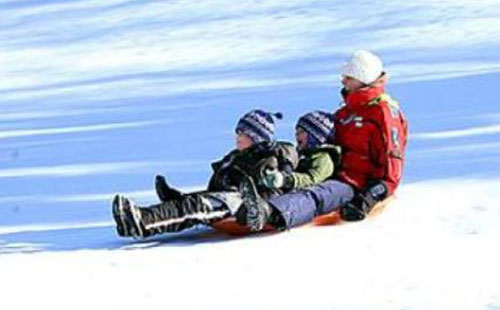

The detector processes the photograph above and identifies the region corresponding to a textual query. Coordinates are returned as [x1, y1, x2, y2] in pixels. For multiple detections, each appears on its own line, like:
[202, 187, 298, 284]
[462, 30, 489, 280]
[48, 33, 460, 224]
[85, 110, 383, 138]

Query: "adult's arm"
[368, 101, 408, 195]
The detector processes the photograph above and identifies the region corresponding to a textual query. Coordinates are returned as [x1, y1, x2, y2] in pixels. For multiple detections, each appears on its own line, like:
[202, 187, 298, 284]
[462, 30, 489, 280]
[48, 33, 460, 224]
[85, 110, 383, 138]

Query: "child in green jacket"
[260, 110, 338, 191]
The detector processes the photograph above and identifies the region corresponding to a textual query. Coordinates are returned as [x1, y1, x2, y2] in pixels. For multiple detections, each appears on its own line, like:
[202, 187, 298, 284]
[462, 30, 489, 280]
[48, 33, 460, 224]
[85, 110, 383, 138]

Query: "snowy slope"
[2, 179, 500, 310]
[1, 1, 500, 309]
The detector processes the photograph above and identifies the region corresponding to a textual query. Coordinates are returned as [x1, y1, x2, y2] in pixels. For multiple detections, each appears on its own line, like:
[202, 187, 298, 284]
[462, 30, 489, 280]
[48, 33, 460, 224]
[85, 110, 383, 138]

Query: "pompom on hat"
[340, 50, 384, 85]
[235, 109, 283, 143]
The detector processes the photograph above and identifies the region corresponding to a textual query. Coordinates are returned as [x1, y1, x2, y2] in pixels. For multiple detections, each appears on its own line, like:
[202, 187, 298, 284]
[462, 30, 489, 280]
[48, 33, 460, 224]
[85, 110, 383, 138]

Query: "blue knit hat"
[235, 109, 283, 143]
[296, 111, 335, 148]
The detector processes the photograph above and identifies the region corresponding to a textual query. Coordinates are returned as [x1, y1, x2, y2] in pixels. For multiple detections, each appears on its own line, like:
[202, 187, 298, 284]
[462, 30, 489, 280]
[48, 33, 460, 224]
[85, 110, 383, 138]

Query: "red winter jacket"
[332, 84, 408, 195]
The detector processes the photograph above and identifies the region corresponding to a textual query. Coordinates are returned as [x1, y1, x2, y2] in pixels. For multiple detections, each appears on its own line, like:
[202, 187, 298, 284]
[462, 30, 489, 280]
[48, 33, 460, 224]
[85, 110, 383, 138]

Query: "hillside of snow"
[1, 1, 500, 309]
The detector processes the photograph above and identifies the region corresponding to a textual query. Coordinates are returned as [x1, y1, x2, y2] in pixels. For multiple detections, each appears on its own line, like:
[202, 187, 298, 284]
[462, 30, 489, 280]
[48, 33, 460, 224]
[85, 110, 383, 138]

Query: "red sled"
[211, 196, 395, 235]
[313, 195, 394, 226]
[210, 219, 277, 236]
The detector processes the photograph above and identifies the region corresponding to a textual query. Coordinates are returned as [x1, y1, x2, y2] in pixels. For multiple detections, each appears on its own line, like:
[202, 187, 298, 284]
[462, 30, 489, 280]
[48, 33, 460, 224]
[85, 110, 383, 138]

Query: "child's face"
[295, 127, 308, 151]
[236, 132, 254, 150]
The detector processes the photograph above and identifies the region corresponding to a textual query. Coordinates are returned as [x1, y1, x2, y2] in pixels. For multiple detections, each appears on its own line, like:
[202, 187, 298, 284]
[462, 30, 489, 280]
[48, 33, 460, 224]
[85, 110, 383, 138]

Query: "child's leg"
[136, 191, 241, 237]
[268, 180, 354, 229]
[308, 180, 355, 215]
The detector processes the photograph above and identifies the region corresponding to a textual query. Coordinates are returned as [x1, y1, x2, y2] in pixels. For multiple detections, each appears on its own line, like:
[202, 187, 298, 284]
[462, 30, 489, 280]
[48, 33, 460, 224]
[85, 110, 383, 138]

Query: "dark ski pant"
[139, 191, 243, 235]
[268, 180, 354, 229]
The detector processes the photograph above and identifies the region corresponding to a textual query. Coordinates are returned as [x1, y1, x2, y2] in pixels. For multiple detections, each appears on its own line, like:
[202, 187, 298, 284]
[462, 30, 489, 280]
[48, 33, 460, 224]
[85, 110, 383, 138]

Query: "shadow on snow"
[0, 224, 270, 255]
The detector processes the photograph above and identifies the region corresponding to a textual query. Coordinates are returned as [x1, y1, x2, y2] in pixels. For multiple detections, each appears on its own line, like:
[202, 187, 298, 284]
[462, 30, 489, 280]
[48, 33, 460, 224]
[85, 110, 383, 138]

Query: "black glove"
[341, 180, 388, 221]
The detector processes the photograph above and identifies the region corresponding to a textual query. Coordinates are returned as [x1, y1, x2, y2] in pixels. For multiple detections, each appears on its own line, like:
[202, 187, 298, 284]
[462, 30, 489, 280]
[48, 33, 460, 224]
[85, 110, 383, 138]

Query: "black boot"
[112, 195, 148, 239]
[155, 175, 184, 202]
[112, 194, 131, 237]
[239, 176, 272, 232]
[341, 180, 388, 221]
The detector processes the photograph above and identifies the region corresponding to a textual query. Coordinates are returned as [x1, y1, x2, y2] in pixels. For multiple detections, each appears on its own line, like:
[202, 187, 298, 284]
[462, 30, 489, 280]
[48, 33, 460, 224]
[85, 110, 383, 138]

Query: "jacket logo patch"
[391, 127, 400, 151]
[389, 105, 400, 118]
[339, 114, 356, 125]
[354, 116, 363, 128]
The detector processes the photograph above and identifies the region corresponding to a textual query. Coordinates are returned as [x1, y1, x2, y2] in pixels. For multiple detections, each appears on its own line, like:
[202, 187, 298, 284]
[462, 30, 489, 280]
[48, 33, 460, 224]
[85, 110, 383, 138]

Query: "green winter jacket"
[283, 144, 340, 190]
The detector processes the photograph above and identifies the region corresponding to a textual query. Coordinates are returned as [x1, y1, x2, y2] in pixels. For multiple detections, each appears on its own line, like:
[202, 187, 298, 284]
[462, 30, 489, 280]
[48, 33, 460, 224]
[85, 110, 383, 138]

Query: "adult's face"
[341, 75, 366, 92]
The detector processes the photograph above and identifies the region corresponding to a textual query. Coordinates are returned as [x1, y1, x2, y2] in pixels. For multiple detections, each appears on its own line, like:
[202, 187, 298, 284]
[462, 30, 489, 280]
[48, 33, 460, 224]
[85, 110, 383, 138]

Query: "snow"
[1, 1, 500, 309]
[1, 179, 500, 309]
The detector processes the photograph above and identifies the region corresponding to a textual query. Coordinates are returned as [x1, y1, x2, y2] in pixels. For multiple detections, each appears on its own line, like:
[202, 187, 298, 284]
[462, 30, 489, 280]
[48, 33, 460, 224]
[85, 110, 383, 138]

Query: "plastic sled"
[211, 218, 276, 236]
[313, 195, 395, 226]
[211, 196, 395, 235]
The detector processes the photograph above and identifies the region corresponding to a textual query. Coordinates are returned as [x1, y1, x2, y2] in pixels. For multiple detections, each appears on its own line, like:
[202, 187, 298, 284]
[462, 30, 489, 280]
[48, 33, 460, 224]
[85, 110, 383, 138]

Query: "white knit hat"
[340, 50, 383, 85]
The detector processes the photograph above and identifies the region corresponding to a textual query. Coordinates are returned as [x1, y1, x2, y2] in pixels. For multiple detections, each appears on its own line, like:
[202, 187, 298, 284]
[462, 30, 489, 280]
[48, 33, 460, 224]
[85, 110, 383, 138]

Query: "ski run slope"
[2, 1, 500, 309]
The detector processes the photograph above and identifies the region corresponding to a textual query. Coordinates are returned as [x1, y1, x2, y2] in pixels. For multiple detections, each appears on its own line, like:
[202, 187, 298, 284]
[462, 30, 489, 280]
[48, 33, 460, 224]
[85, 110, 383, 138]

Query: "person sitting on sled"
[238, 50, 409, 232]
[111, 109, 339, 239]
[112, 109, 298, 239]
[261, 111, 339, 192]
[236, 110, 340, 229]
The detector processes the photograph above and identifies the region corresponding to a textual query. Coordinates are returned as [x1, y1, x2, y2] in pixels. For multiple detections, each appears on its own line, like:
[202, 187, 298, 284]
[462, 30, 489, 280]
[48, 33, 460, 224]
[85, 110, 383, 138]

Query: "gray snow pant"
[268, 180, 354, 229]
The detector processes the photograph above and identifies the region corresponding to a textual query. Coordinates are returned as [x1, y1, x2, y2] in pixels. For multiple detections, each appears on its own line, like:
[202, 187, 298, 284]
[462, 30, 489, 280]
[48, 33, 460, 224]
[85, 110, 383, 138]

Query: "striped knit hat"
[235, 109, 283, 143]
[296, 111, 335, 148]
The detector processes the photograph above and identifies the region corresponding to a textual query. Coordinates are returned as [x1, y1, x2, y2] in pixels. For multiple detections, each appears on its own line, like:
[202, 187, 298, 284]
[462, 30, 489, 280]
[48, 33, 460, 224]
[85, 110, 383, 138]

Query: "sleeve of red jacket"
[369, 103, 408, 195]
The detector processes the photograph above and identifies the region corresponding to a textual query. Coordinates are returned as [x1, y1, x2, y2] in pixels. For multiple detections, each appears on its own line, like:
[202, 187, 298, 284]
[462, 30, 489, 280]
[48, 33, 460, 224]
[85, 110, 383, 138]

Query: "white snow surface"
[1, 179, 500, 309]
[1, 1, 500, 309]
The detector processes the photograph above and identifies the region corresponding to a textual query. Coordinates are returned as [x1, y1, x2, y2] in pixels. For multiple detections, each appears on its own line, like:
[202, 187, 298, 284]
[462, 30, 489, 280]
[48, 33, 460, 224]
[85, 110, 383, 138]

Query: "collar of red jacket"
[342, 85, 385, 111]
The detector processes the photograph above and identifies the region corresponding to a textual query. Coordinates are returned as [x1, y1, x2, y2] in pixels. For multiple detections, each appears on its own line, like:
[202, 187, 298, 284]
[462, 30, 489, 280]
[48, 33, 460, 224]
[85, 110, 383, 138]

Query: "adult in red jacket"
[334, 50, 408, 220]
[239, 50, 408, 231]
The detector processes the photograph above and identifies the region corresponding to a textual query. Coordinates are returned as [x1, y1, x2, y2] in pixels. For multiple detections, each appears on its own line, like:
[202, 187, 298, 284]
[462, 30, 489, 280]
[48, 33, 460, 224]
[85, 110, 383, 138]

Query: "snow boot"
[112, 195, 148, 239]
[112, 194, 131, 237]
[155, 174, 184, 202]
[239, 176, 272, 232]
